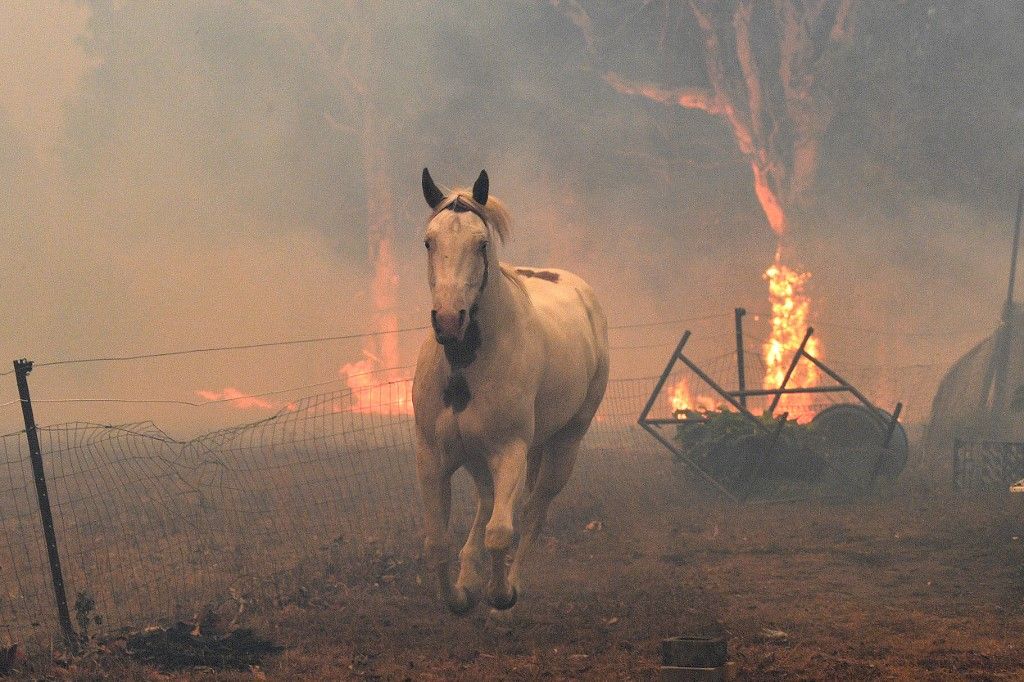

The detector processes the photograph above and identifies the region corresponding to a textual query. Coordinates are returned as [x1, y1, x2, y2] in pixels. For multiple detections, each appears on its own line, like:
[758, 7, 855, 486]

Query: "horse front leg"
[484, 439, 528, 610]
[455, 457, 493, 606]
[416, 436, 473, 614]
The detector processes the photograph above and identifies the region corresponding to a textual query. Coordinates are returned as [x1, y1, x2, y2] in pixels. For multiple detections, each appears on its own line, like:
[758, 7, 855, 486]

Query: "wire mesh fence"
[0, 317, 957, 651]
[0, 369, 672, 649]
[953, 439, 1024, 491]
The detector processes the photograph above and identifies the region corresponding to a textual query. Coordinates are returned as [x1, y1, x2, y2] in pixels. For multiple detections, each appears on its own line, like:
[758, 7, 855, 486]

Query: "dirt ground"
[17, 462, 1024, 680]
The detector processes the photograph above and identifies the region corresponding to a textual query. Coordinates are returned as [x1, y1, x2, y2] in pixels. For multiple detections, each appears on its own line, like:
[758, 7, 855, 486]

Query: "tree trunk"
[361, 109, 400, 371]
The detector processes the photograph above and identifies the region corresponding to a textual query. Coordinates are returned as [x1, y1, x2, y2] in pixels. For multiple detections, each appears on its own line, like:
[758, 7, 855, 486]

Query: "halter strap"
[430, 195, 487, 222]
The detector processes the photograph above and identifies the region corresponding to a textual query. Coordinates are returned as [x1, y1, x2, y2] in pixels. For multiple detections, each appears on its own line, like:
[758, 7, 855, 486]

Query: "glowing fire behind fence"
[339, 352, 414, 416]
[667, 377, 724, 415]
[194, 387, 297, 412]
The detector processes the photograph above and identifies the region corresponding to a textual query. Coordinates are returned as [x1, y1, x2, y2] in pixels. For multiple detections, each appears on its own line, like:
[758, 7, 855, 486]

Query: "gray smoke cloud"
[0, 1, 1021, 435]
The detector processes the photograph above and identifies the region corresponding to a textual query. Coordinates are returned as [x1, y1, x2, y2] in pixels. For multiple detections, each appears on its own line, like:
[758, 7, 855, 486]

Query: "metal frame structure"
[638, 312, 904, 501]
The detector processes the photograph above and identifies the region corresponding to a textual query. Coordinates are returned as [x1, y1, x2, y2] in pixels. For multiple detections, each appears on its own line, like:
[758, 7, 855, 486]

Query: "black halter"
[442, 245, 487, 370]
[445, 195, 483, 217]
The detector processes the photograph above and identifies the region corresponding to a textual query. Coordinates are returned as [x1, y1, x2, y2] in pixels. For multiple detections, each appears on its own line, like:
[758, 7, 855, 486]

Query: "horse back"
[511, 265, 609, 439]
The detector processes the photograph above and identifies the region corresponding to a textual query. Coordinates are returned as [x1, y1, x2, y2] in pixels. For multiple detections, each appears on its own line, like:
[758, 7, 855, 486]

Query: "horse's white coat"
[413, 175, 609, 613]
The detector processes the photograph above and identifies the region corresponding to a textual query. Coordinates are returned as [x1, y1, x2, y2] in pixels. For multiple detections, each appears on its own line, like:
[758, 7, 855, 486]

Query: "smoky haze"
[0, 1, 1021, 437]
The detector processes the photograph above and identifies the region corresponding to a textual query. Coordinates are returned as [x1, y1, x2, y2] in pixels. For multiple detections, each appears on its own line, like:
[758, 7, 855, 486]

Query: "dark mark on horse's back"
[443, 375, 471, 412]
[516, 268, 560, 283]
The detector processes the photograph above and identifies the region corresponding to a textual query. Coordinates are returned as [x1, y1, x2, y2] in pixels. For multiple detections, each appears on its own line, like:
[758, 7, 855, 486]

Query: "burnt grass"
[16, 461, 1024, 680]
[123, 624, 282, 672]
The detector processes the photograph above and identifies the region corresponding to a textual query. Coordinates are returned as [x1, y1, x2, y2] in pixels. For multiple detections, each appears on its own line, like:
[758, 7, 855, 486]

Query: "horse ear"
[422, 168, 445, 209]
[472, 170, 489, 205]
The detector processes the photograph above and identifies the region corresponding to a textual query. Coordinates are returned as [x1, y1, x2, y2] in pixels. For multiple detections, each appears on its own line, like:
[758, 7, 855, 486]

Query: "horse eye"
[424, 240, 431, 250]
[479, 241, 488, 253]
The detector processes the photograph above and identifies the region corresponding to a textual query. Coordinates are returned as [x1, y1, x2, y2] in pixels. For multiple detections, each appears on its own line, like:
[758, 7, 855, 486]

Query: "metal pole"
[637, 421, 738, 501]
[870, 402, 904, 486]
[12, 360, 78, 652]
[1003, 186, 1024, 322]
[767, 327, 813, 416]
[730, 385, 854, 398]
[734, 308, 747, 409]
[881, 401, 904, 449]
[988, 187, 1024, 415]
[636, 331, 738, 500]
[637, 331, 691, 424]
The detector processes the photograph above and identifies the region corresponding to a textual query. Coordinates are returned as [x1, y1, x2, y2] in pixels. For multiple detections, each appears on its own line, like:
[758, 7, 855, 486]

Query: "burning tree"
[253, 2, 412, 413]
[554, 0, 857, 418]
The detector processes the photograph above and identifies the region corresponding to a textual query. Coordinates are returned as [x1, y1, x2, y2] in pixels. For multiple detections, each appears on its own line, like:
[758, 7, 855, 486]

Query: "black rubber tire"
[811, 403, 908, 481]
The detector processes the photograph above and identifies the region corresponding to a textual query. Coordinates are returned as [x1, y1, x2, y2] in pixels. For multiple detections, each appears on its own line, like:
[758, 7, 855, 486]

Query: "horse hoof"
[447, 588, 477, 616]
[488, 586, 518, 611]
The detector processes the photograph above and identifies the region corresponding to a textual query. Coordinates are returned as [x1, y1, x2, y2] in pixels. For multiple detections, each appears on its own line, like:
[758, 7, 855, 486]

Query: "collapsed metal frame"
[637, 309, 904, 502]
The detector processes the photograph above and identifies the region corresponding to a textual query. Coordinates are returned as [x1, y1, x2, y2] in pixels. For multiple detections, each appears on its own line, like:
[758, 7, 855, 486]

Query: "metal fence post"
[734, 308, 746, 409]
[12, 359, 79, 652]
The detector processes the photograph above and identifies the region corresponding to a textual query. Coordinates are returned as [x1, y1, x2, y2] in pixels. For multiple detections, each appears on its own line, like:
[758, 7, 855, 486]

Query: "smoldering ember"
[1, 2, 1023, 680]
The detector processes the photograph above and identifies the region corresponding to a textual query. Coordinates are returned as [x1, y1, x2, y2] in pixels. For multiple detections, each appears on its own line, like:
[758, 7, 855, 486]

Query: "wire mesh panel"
[186, 381, 421, 588]
[35, 423, 213, 640]
[953, 439, 1024, 491]
[0, 432, 52, 647]
[574, 377, 670, 491]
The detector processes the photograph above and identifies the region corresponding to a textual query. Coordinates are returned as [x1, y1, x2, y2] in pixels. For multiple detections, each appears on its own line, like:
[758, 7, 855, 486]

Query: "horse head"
[421, 168, 496, 345]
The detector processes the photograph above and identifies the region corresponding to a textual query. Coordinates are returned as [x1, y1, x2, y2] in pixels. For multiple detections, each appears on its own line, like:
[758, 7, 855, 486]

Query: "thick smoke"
[0, 1, 1021, 435]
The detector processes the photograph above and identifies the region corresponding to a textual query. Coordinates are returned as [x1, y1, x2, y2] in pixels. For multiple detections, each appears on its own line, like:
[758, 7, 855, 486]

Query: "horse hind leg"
[507, 420, 586, 594]
[509, 359, 607, 592]
[525, 442, 545, 493]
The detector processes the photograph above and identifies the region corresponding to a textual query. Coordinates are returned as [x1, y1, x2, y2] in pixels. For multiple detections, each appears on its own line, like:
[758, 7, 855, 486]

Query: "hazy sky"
[0, 1, 1021, 435]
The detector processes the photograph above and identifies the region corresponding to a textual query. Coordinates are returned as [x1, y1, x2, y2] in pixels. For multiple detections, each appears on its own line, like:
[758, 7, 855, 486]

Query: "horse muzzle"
[432, 308, 467, 344]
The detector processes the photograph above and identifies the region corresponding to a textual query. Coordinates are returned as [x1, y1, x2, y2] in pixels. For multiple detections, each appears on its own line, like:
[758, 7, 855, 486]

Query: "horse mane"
[436, 189, 512, 245]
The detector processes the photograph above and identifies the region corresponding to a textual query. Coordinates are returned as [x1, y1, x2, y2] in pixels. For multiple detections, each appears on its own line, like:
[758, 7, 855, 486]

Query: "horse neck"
[473, 256, 523, 345]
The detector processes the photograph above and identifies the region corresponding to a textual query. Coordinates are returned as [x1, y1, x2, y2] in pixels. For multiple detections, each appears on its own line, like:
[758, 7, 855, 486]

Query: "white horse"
[413, 169, 609, 613]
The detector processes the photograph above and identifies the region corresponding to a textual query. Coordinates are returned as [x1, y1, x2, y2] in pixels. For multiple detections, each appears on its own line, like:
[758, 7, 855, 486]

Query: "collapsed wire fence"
[0, 313, 963, 650]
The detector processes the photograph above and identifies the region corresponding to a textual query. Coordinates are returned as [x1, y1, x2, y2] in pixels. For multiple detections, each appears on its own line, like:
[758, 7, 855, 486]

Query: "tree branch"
[732, 0, 766, 145]
[603, 71, 720, 114]
[830, 0, 855, 43]
[549, 0, 597, 58]
[688, 0, 754, 154]
[775, 0, 803, 101]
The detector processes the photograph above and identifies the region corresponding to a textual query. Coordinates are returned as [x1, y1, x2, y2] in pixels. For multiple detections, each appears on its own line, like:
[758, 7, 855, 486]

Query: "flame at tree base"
[762, 249, 822, 423]
[340, 350, 413, 416]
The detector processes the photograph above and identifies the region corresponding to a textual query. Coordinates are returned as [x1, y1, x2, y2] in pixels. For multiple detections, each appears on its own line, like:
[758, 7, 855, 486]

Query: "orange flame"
[340, 351, 414, 416]
[667, 377, 724, 415]
[341, 232, 415, 416]
[669, 377, 695, 414]
[195, 387, 297, 412]
[762, 250, 822, 422]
